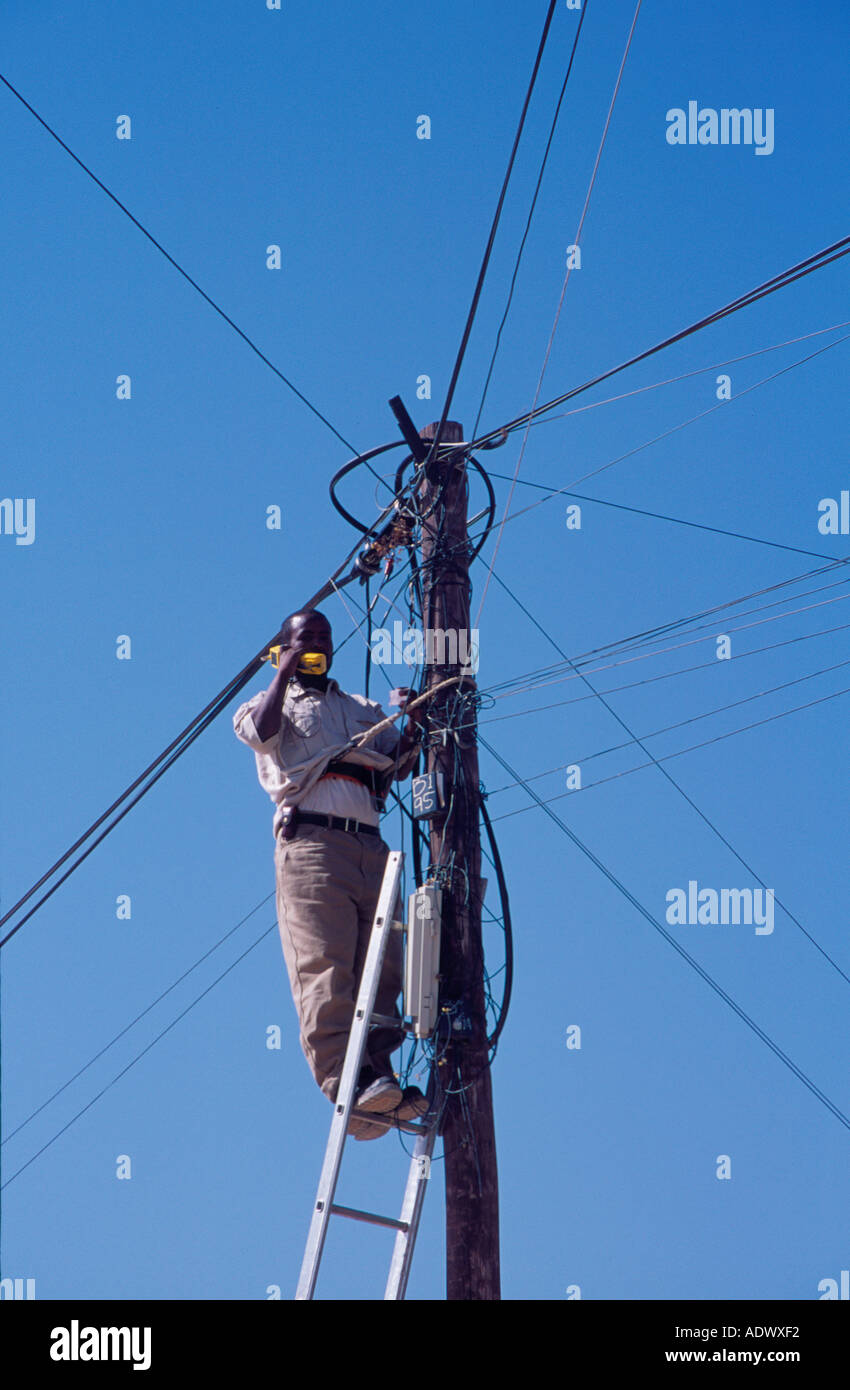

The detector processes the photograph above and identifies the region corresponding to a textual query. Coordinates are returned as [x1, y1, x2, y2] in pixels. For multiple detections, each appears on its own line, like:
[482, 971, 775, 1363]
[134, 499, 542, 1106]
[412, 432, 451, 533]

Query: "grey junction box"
[404, 884, 442, 1038]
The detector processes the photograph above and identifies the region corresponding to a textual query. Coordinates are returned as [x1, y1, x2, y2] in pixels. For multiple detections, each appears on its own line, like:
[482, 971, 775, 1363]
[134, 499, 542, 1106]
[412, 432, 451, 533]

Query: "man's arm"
[252, 644, 304, 742]
[395, 720, 422, 766]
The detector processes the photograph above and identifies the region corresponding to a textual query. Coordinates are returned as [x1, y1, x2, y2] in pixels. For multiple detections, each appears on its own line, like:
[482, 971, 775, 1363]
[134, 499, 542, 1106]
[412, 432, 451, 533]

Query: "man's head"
[279, 609, 334, 673]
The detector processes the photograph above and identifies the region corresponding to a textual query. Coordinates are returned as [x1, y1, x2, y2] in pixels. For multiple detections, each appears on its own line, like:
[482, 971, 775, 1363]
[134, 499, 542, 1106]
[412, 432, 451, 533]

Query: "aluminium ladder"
[295, 850, 440, 1300]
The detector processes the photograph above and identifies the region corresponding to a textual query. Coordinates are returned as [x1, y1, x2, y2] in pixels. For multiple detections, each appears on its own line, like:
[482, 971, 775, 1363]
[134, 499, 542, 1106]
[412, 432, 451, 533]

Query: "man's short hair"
[279, 608, 331, 647]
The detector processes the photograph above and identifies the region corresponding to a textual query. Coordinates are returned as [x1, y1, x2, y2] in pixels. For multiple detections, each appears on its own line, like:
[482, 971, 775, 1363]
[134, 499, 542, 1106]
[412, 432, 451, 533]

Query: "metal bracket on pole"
[389, 395, 429, 462]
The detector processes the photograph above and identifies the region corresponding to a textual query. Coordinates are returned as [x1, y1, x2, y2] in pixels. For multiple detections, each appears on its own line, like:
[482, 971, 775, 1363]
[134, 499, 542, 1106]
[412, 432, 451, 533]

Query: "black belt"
[289, 811, 379, 837]
[321, 759, 385, 795]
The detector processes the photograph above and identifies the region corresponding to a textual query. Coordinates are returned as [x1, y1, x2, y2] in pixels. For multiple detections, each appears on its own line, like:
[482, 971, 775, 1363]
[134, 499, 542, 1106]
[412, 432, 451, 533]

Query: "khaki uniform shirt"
[233, 676, 417, 835]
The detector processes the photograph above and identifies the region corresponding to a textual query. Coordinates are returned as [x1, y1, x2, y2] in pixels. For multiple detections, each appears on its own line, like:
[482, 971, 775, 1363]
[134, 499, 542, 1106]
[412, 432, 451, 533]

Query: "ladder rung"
[392, 1117, 431, 1136]
[350, 1107, 433, 1138]
[370, 1011, 407, 1030]
[331, 1203, 410, 1232]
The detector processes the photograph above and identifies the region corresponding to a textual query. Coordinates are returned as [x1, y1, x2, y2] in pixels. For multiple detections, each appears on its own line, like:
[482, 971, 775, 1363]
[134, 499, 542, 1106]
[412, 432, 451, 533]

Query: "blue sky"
[2, 0, 850, 1301]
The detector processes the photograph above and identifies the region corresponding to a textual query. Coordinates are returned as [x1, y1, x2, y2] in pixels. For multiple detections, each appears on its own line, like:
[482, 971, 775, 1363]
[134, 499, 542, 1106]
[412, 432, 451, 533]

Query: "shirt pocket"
[278, 702, 323, 764]
[290, 705, 322, 739]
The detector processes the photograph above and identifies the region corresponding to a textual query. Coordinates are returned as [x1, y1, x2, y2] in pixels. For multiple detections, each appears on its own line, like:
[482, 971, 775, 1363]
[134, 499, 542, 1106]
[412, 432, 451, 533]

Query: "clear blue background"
[2, 0, 849, 1301]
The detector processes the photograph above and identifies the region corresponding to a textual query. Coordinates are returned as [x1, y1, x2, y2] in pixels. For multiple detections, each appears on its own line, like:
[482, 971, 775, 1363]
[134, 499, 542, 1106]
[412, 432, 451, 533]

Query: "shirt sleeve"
[233, 691, 283, 754]
[364, 701, 398, 755]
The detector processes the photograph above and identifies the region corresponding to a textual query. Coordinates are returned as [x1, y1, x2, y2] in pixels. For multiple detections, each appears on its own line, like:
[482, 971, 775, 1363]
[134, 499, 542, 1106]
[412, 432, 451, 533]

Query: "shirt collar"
[290, 675, 339, 696]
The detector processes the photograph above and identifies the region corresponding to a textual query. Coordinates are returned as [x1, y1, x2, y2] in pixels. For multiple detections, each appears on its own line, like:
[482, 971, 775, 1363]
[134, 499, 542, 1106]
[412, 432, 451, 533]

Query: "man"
[233, 608, 428, 1140]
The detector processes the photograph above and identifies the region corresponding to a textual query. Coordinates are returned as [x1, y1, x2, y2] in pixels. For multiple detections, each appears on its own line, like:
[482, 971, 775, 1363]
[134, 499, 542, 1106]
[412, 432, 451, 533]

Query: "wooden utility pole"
[418, 419, 500, 1301]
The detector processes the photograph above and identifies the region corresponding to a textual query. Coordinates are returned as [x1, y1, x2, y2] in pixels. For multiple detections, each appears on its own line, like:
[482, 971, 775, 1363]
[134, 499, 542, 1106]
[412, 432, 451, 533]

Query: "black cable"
[8, 138, 845, 1008]
[484, 473, 838, 563]
[413, 681, 510, 1080]
[468, 235, 850, 452]
[0, 658, 260, 949]
[466, 462, 497, 563]
[423, 0, 559, 471]
[0, 72, 360, 459]
[393, 452, 430, 505]
[331, 555, 415, 663]
[473, 0, 643, 630]
[416, 609, 850, 737]
[470, 0, 589, 443]
[0, 675, 250, 950]
[394, 451, 497, 562]
[329, 440, 408, 532]
[489, 657, 850, 796]
[3, 545, 404, 950]
[481, 563, 850, 994]
[477, 735, 850, 1135]
[0, 458, 425, 950]
[478, 562, 850, 700]
[6, 101, 847, 955]
[1, 922, 278, 1190]
[3, 574, 419, 1170]
[492, 682, 850, 816]
[466, 333, 850, 555]
[483, 569, 850, 696]
[482, 577, 850, 702]
[480, 800, 513, 1049]
[2, 892, 275, 1147]
[479, 618, 850, 727]
[526, 319, 850, 430]
[331, 442, 441, 537]
[364, 577, 373, 699]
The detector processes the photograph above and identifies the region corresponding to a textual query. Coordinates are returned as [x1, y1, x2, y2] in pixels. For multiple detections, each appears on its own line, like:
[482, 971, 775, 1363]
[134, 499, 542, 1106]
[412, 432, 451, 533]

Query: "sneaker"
[355, 1073, 404, 1113]
[394, 1086, 430, 1120]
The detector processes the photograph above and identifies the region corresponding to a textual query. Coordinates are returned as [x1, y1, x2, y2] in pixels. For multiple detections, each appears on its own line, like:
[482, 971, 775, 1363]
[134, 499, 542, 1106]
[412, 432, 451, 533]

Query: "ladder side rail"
[295, 850, 404, 1300]
[384, 1081, 441, 1300]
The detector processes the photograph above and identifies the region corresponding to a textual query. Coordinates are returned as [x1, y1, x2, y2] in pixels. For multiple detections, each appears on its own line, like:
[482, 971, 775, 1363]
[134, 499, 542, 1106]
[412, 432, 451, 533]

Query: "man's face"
[286, 613, 333, 671]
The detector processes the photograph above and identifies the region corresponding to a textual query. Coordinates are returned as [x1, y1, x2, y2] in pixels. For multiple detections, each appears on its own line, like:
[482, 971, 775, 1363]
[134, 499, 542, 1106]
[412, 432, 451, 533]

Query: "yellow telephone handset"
[264, 647, 327, 674]
[298, 652, 328, 675]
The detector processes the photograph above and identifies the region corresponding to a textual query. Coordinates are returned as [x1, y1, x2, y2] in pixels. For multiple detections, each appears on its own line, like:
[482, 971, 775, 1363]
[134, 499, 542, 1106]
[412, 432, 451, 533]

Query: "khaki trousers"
[273, 823, 404, 1100]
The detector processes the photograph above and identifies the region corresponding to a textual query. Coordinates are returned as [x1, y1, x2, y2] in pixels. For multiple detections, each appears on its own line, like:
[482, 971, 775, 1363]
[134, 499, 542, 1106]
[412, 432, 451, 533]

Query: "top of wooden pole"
[420, 420, 465, 443]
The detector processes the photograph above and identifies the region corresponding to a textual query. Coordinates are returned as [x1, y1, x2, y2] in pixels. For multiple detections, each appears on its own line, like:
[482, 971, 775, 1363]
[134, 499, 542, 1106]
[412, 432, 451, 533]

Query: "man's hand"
[274, 638, 308, 682]
[390, 686, 425, 732]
